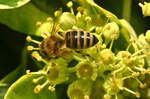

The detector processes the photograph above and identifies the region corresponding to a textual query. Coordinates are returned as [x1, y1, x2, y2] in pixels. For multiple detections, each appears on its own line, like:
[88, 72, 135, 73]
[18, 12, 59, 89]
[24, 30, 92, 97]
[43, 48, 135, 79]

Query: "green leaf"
[59, 12, 77, 30]
[31, 0, 68, 14]
[0, 2, 49, 36]
[4, 73, 57, 99]
[0, 0, 30, 9]
[0, 83, 9, 99]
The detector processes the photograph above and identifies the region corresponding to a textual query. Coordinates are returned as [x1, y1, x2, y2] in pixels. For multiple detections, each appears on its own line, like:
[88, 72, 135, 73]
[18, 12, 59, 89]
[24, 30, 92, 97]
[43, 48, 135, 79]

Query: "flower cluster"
[26, 0, 150, 99]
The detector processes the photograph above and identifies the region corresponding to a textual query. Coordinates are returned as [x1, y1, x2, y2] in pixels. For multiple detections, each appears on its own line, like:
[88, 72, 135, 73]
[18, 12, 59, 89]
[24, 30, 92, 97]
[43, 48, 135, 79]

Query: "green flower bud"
[123, 56, 134, 67]
[145, 30, 150, 44]
[117, 51, 134, 67]
[104, 78, 123, 95]
[100, 49, 115, 65]
[58, 12, 76, 30]
[67, 80, 93, 99]
[76, 60, 98, 80]
[102, 22, 120, 43]
[139, 2, 150, 16]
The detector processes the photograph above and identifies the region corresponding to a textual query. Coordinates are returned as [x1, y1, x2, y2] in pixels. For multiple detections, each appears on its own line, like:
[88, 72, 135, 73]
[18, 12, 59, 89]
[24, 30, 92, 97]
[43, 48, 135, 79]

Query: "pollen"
[26, 36, 32, 42]
[141, 69, 147, 75]
[104, 94, 111, 99]
[32, 51, 42, 61]
[135, 92, 140, 98]
[47, 17, 53, 22]
[130, 39, 136, 43]
[84, 95, 90, 99]
[34, 85, 42, 94]
[106, 25, 110, 30]
[146, 51, 150, 56]
[77, 6, 84, 14]
[32, 76, 44, 84]
[144, 45, 149, 49]
[131, 72, 140, 78]
[106, 13, 113, 18]
[141, 69, 150, 75]
[114, 65, 120, 69]
[32, 79, 39, 83]
[66, 1, 73, 8]
[85, 16, 92, 22]
[140, 83, 147, 89]
[48, 86, 55, 92]
[36, 21, 42, 27]
[27, 46, 34, 51]
[54, 10, 62, 18]
[26, 69, 32, 76]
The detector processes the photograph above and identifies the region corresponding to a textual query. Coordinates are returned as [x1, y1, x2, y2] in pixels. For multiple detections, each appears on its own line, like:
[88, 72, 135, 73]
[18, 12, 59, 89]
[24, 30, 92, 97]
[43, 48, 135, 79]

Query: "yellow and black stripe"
[65, 30, 99, 49]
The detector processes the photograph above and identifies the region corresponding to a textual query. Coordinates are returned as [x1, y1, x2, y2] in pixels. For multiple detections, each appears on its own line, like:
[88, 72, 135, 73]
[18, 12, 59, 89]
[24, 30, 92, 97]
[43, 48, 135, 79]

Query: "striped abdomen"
[65, 30, 99, 49]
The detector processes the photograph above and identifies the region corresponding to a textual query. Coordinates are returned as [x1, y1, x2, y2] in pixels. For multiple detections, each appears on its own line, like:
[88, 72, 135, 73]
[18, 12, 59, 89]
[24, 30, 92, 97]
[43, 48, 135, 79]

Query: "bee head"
[39, 34, 65, 57]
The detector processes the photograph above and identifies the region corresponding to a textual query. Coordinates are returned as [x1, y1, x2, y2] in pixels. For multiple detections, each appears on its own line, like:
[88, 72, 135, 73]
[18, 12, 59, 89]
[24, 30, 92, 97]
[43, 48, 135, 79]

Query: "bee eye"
[55, 39, 64, 47]
[58, 40, 64, 45]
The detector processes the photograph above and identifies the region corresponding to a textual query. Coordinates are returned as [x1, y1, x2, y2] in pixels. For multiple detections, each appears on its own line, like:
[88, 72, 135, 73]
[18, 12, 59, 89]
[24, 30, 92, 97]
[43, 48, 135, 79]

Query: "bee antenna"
[51, 8, 62, 35]
[50, 9, 62, 35]
[51, 21, 56, 35]
[50, 20, 60, 35]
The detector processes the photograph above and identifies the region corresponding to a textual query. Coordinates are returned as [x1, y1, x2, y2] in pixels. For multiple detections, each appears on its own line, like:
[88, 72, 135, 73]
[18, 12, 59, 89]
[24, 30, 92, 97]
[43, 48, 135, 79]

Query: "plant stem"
[122, 0, 132, 22]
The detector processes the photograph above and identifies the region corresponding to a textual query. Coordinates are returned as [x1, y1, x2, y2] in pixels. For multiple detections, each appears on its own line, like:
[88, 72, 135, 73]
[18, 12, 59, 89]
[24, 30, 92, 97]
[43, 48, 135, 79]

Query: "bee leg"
[75, 50, 90, 57]
[46, 57, 52, 61]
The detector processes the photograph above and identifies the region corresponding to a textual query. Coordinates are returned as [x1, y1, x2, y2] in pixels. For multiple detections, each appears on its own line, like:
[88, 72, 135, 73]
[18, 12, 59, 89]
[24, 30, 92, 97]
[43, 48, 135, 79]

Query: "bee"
[40, 29, 99, 57]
